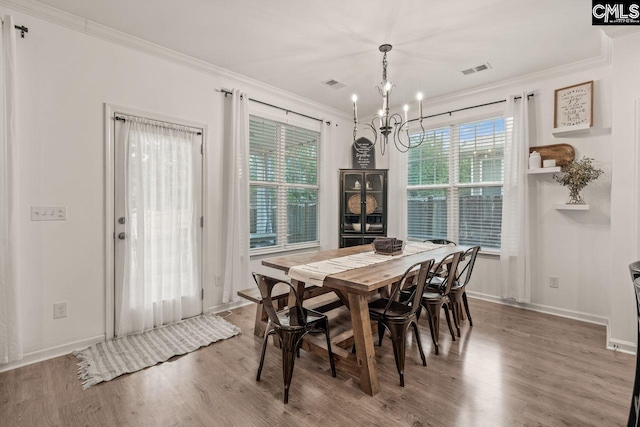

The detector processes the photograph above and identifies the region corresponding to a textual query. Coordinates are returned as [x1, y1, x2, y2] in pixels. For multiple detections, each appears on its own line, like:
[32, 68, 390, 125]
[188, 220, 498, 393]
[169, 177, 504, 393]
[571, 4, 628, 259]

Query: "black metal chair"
[368, 259, 434, 387]
[423, 239, 457, 246]
[442, 246, 481, 334]
[253, 273, 336, 404]
[401, 252, 462, 355]
[628, 261, 640, 427]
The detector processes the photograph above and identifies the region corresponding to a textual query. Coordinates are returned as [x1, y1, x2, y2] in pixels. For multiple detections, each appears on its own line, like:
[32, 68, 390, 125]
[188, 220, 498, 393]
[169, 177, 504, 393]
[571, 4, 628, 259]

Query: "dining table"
[262, 243, 470, 396]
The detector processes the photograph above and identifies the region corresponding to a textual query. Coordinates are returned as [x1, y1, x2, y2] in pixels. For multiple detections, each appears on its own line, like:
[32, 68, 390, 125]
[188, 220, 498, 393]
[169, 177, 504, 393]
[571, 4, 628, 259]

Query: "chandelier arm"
[389, 113, 414, 150]
[353, 121, 378, 154]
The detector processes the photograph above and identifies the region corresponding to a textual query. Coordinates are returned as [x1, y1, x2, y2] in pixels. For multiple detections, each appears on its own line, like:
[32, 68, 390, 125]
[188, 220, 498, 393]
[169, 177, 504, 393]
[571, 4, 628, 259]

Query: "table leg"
[254, 301, 268, 338]
[289, 279, 305, 308]
[347, 292, 380, 396]
[333, 290, 350, 309]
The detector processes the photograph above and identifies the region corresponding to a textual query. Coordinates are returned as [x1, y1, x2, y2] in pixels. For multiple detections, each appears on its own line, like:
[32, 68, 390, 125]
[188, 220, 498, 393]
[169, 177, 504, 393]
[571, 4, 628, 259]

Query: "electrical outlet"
[214, 275, 222, 287]
[32, 206, 66, 221]
[53, 302, 67, 319]
[549, 276, 560, 289]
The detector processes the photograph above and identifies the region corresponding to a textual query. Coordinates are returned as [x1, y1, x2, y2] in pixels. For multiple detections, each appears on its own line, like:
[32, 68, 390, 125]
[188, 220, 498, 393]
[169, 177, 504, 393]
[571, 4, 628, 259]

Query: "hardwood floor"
[0, 298, 635, 426]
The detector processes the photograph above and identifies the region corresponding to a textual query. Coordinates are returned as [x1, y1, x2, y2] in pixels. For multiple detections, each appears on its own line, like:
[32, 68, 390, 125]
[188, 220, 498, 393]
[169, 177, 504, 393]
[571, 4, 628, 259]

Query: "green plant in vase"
[553, 157, 604, 204]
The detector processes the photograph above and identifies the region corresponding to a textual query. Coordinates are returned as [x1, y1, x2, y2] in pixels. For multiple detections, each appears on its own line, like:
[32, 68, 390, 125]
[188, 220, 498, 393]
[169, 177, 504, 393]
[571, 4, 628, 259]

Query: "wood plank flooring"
[0, 298, 635, 426]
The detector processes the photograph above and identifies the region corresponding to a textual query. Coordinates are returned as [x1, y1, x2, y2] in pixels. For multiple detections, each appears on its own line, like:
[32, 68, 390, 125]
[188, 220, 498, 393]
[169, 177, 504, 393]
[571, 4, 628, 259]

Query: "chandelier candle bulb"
[352, 94, 358, 122]
[417, 92, 423, 118]
[403, 104, 409, 123]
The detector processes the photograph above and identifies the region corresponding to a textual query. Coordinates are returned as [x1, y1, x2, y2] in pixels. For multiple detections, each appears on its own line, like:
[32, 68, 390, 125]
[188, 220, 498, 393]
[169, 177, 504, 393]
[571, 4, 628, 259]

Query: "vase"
[567, 188, 585, 204]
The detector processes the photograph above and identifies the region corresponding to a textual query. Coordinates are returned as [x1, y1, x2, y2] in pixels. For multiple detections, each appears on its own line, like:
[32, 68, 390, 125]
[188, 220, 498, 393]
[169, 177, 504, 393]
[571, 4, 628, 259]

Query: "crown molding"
[601, 26, 640, 39]
[418, 30, 612, 110]
[0, 0, 352, 120]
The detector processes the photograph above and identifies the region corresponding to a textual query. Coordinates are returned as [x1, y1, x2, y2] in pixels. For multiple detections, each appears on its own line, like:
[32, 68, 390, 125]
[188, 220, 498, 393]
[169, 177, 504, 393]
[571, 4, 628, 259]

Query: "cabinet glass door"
[343, 172, 364, 233]
[363, 171, 385, 234]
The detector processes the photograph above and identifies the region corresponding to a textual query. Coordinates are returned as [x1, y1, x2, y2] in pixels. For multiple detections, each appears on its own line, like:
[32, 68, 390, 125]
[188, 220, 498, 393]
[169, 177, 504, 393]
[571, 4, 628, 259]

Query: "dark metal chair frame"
[368, 259, 434, 387]
[253, 273, 336, 404]
[423, 239, 457, 246]
[447, 246, 481, 335]
[628, 261, 640, 427]
[415, 252, 463, 355]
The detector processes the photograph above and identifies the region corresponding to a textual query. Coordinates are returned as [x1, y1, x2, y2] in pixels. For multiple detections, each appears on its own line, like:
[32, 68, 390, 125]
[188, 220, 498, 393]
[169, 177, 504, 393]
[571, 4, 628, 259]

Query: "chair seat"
[275, 306, 325, 329]
[421, 290, 445, 301]
[368, 297, 413, 319]
[450, 283, 464, 292]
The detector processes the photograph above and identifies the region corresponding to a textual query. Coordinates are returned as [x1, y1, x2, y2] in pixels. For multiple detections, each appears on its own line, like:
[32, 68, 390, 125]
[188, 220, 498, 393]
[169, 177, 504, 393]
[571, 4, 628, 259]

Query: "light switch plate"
[31, 206, 66, 221]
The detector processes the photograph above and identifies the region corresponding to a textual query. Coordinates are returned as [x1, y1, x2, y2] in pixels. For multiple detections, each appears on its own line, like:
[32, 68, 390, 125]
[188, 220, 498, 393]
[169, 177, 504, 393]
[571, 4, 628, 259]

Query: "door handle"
[118, 232, 126, 240]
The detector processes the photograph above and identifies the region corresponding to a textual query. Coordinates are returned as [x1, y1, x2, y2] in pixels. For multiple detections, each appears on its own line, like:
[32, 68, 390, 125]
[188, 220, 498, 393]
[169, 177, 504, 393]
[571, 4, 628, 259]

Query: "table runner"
[287, 242, 444, 287]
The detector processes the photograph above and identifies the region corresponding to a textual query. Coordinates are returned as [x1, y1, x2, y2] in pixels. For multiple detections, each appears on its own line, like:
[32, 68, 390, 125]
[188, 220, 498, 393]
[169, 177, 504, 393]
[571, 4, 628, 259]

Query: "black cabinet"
[339, 169, 388, 248]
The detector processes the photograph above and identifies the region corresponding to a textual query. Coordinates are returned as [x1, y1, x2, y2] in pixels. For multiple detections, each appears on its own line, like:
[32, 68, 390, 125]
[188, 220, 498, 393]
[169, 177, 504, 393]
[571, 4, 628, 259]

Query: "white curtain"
[222, 90, 250, 303]
[319, 118, 337, 250]
[116, 118, 201, 336]
[499, 93, 531, 303]
[0, 15, 21, 364]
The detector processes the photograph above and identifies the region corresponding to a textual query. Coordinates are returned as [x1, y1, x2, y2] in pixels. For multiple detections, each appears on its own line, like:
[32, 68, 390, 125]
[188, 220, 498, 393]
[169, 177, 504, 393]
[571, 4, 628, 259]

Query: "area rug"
[73, 314, 241, 389]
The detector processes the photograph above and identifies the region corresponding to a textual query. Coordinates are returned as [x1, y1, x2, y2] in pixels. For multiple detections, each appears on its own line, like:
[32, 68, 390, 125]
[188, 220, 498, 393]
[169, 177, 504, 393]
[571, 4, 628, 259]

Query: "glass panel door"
[343, 172, 364, 233]
[364, 171, 385, 234]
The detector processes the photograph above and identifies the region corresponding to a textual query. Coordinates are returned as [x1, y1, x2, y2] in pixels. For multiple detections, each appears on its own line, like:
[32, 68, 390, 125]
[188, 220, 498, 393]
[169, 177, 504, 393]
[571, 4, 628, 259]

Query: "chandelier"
[351, 44, 427, 155]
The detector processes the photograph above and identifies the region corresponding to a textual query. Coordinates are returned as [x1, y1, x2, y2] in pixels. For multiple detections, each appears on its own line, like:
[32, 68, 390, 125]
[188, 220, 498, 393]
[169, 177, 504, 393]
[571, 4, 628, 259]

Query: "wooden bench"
[237, 283, 337, 337]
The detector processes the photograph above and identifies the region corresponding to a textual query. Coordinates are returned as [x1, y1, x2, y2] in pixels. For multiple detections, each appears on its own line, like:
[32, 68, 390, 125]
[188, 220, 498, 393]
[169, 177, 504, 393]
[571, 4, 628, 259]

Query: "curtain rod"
[14, 25, 28, 38]
[407, 93, 534, 124]
[114, 114, 203, 135]
[0, 19, 29, 38]
[219, 89, 331, 126]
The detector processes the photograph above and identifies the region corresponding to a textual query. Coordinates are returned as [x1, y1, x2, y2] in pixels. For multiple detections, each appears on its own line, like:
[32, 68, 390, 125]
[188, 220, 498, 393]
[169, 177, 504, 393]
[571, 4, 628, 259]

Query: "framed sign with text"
[554, 80, 594, 128]
[352, 137, 376, 169]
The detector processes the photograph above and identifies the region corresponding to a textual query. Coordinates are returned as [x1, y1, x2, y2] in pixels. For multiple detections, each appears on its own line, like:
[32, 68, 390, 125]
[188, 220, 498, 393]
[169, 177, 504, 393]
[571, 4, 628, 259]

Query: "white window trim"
[406, 114, 505, 250]
[249, 113, 321, 254]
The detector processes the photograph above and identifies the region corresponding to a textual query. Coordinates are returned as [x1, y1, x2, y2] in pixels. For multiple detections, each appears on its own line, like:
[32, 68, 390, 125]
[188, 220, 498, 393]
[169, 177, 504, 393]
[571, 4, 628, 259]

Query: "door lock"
[118, 217, 126, 224]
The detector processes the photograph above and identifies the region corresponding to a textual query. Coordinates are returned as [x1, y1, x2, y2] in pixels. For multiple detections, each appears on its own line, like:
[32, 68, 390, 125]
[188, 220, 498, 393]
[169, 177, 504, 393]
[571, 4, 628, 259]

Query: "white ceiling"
[37, 0, 602, 115]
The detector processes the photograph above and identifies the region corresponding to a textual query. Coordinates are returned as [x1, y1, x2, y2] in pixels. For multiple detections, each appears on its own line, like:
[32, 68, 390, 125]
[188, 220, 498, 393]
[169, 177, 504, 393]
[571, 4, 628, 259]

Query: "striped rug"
[73, 314, 240, 389]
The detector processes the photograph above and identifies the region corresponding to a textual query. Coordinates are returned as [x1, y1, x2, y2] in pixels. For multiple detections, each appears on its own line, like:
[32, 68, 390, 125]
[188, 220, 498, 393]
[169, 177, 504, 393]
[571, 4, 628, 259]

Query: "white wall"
[383, 63, 613, 328]
[3, 2, 638, 373]
[0, 4, 353, 369]
[609, 30, 640, 352]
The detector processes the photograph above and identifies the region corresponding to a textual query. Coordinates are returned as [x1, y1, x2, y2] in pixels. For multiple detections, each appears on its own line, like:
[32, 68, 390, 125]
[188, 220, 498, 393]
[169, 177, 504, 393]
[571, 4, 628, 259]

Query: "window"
[407, 117, 505, 250]
[249, 116, 320, 251]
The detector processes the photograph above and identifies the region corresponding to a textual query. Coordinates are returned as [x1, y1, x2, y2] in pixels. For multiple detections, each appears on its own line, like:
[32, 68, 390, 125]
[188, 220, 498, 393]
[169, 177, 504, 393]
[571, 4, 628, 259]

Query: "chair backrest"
[429, 251, 463, 295]
[457, 246, 481, 287]
[629, 265, 640, 427]
[630, 261, 640, 282]
[252, 273, 304, 328]
[385, 259, 434, 316]
[631, 262, 640, 321]
[424, 239, 457, 246]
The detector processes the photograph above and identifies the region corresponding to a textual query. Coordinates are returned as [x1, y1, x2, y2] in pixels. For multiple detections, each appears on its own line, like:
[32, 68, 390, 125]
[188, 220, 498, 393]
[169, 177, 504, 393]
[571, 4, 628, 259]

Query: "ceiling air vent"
[322, 79, 346, 90]
[460, 62, 492, 76]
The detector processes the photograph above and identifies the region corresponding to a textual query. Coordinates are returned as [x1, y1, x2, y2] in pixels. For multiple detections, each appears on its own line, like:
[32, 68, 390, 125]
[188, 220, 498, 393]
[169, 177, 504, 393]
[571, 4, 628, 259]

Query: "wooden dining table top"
[262, 243, 471, 295]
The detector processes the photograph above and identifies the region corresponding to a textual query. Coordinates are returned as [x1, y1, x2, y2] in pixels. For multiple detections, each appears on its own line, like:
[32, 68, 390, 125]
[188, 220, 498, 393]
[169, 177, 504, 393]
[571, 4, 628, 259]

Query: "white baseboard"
[467, 291, 610, 326]
[0, 302, 254, 375]
[605, 322, 637, 355]
[207, 299, 252, 314]
[0, 334, 106, 374]
[468, 291, 638, 355]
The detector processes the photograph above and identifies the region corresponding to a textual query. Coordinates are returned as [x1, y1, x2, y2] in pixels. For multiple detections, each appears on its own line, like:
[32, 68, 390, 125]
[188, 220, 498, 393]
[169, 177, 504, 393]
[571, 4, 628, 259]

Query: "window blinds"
[249, 116, 320, 250]
[407, 117, 505, 249]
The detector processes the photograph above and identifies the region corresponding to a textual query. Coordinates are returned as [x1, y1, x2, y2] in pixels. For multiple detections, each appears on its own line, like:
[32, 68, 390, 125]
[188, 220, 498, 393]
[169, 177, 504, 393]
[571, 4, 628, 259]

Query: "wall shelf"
[552, 123, 592, 137]
[528, 167, 561, 175]
[554, 204, 590, 211]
